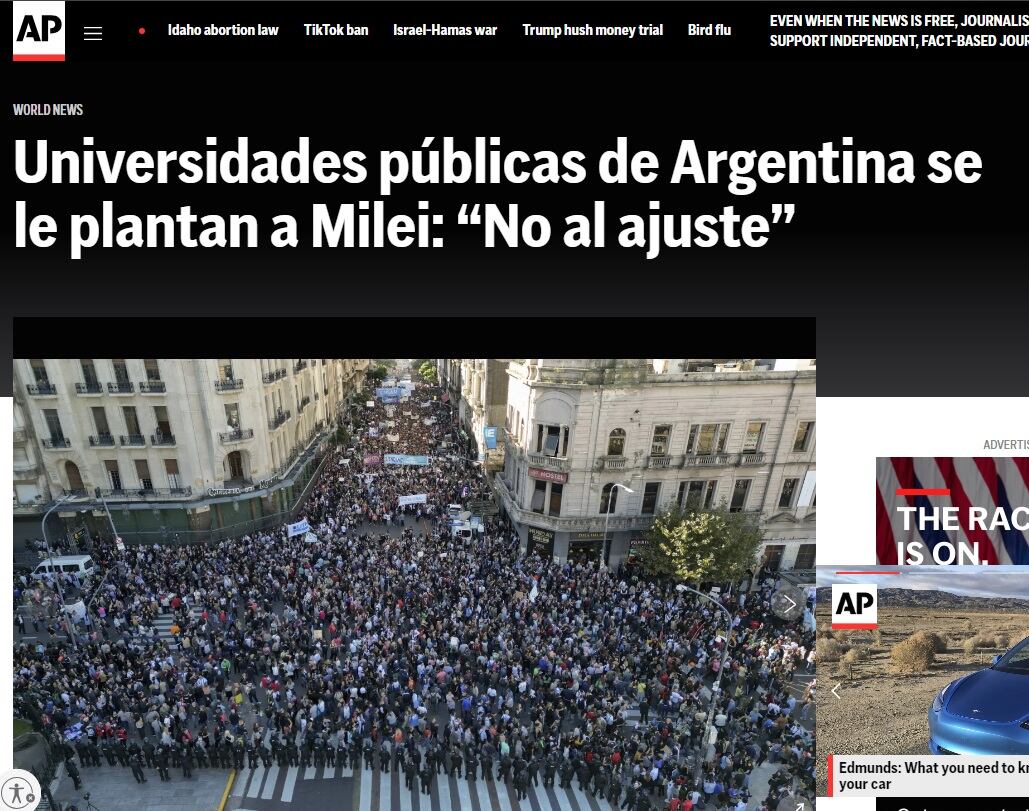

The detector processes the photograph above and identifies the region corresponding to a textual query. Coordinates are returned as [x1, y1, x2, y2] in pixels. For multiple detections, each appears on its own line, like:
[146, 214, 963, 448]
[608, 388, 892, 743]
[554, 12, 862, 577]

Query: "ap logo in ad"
[13, 1, 66, 61]
[831, 583, 878, 629]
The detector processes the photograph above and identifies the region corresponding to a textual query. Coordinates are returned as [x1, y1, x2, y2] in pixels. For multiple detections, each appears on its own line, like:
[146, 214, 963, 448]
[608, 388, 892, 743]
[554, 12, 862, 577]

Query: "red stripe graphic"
[935, 457, 999, 564]
[895, 488, 950, 496]
[13, 54, 65, 61]
[831, 623, 878, 630]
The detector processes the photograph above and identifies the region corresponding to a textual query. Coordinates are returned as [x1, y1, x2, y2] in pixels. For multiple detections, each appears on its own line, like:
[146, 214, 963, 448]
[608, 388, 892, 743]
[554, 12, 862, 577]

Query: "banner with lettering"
[287, 519, 310, 538]
[398, 494, 428, 506]
[384, 454, 430, 466]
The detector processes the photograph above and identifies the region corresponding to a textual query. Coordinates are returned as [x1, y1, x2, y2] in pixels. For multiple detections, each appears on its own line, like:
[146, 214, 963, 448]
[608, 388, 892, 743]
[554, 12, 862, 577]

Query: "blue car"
[929, 635, 1029, 754]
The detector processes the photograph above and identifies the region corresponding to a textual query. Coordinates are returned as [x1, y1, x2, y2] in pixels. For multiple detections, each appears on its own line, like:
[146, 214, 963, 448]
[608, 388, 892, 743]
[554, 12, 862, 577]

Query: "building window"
[641, 482, 660, 515]
[600, 483, 619, 515]
[224, 403, 240, 429]
[531, 479, 547, 514]
[742, 421, 766, 452]
[678, 480, 717, 511]
[43, 409, 64, 441]
[549, 483, 563, 517]
[154, 406, 172, 437]
[112, 359, 130, 388]
[779, 477, 800, 508]
[218, 358, 235, 381]
[795, 544, 816, 569]
[165, 459, 181, 489]
[122, 406, 141, 436]
[730, 479, 752, 512]
[81, 359, 99, 387]
[536, 424, 569, 457]
[144, 359, 161, 381]
[91, 407, 111, 439]
[104, 459, 122, 490]
[688, 423, 731, 456]
[650, 424, 672, 457]
[135, 459, 153, 491]
[607, 428, 626, 456]
[793, 421, 814, 452]
[30, 359, 49, 384]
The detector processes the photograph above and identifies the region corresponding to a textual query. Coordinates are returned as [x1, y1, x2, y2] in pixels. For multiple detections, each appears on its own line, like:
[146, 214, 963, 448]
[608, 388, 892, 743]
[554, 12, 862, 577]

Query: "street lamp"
[41, 494, 77, 649]
[602, 483, 633, 565]
[675, 582, 733, 779]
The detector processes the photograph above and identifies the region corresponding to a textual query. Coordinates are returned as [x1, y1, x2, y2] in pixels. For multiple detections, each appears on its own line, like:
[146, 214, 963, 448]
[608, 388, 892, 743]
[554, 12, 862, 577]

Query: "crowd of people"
[14, 377, 816, 810]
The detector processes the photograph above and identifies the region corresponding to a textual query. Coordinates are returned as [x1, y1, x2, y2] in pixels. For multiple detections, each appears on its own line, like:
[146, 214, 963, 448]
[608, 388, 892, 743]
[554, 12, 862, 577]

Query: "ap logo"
[831, 583, 877, 630]
[13, 1, 66, 61]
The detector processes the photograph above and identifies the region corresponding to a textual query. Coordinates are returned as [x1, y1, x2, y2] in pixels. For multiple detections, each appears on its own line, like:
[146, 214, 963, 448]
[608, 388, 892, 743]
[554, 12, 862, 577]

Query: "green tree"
[639, 504, 764, 583]
[418, 361, 438, 383]
[366, 364, 389, 385]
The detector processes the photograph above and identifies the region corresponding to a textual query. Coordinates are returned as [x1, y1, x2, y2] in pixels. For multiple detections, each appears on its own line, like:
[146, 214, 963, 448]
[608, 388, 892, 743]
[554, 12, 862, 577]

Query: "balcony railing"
[26, 382, 57, 396]
[107, 381, 135, 394]
[268, 410, 291, 430]
[214, 378, 244, 392]
[738, 451, 766, 465]
[42, 436, 71, 449]
[682, 453, 734, 467]
[526, 451, 570, 472]
[151, 433, 176, 446]
[219, 428, 254, 443]
[139, 380, 166, 393]
[493, 476, 655, 533]
[89, 433, 116, 447]
[597, 456, 626, 470]
[647, 455, 675, 469]
[323, 387, 329, 396]
[120, 434, 145, 446]
[298, 396, 311, 412]
[294, 361, 308, 372]
[75, 382, 103, 395]
[263, 369, 287, 384]
[99, 486, 193, 501]
[13, 427, 27, 443]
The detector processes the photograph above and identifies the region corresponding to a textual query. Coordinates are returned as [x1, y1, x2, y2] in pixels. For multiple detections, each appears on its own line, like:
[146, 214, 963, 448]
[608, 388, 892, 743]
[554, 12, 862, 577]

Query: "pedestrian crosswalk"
[152, 604, 204, 643]
[227, 763, 632, 810]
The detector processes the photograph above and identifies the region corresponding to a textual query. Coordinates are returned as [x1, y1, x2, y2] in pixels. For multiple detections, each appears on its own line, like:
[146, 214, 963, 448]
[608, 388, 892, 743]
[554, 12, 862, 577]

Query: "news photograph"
[11, 358, 816, 811]
[815, 566, 1029, 795]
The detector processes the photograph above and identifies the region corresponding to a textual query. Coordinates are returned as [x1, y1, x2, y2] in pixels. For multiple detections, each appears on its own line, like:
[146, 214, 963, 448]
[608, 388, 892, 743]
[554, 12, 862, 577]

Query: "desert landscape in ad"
[814, 582, 1029, 795]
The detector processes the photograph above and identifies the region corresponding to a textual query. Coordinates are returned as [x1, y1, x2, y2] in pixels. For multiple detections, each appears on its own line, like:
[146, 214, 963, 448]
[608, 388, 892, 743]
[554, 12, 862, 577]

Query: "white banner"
[287, 519, 310, 537]
[398, 494, 428, 506]
[387, 433, 400, 442]
[304, 531, 319, 543]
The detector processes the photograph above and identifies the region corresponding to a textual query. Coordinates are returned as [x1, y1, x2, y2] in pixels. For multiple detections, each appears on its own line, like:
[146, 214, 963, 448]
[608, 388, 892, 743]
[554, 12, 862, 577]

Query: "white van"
[31, 555, 98, 580]
[451, 521, 474, 541]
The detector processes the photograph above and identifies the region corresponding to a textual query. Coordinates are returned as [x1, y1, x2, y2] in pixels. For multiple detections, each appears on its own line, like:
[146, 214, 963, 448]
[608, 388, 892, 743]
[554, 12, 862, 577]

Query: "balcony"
[526, 451, 570, 472]
[323, 387, 329, 396]
[13, 427, 27, 443]
[597, 456, 626, 470]
[107, 381, 135, 395]
[268, 410, 291, 430]
[738, 451, 766, 466]
[314, 393, 320, 401]
[89, 433, 116, 447]
[139, 380, 166, 394]
[75, 382, 103, 395]
[42, 437, 71, 449]
[99, 486, 193, 501]
[120, 434, 146, 446]
[682, 453, 734, 467]
[219, 428, 254, 444]
[214, 378, 244, 392]
[151, 433, 176, 446]
[26, 382, 57, 396]
[14, 459, 39, 475]
[493, 476, 655, 534]
[647, 455, 675, 469]
[294, 360, 308, 373]
[263, 369, 287, 384]
[298, 396, 311, 413]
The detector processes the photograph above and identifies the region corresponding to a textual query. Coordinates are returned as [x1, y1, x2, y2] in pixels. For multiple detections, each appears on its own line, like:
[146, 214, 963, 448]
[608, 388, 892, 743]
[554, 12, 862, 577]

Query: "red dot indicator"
[138, 27, 146, 35]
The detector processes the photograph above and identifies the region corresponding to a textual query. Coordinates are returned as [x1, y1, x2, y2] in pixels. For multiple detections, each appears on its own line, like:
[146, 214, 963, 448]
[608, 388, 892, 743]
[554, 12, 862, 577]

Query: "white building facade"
[13, 358, 369, 543]
[481, 359, 816, 571]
